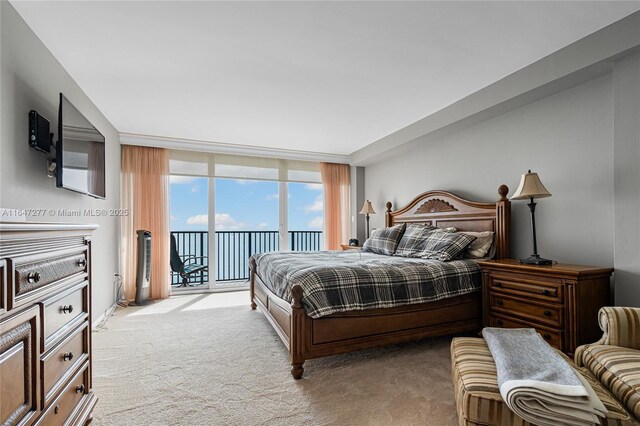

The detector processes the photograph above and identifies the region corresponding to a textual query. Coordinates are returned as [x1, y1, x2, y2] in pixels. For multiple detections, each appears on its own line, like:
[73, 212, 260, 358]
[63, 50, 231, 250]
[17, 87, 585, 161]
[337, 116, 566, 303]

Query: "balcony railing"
[171, 230, 323, 286]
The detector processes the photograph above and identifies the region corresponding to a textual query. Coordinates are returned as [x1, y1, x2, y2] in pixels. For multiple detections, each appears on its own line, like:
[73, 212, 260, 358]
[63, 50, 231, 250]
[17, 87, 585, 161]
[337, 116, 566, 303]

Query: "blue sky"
[170, 177, 323, 232]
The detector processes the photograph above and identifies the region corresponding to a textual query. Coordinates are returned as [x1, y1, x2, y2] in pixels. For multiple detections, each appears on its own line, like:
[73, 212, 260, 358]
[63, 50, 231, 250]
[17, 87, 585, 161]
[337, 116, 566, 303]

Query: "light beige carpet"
[93, 292, 459, 426]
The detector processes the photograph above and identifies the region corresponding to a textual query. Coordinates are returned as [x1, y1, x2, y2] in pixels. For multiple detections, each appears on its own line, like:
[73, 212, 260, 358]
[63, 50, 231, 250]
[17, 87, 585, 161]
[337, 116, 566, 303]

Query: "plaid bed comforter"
[251, 251, 481, 318]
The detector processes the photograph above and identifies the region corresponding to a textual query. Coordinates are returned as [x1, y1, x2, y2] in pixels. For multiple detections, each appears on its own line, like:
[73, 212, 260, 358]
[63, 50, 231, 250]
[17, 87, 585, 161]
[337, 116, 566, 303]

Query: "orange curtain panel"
[121, 145, 171, 300]
[320, 162, 351, 250]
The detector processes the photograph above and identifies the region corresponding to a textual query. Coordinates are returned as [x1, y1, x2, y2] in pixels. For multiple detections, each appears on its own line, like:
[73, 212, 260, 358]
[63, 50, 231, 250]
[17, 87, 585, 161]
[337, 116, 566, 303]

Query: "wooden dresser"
[0, 222, 98, 426]
[478, 259, 613, 355]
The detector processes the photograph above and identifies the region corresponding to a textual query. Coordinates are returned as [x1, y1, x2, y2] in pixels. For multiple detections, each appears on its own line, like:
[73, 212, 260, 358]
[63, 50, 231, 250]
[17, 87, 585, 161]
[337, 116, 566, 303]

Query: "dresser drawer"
[490, 314, 562, 349]
[42, 322, 89, 407]
[0, 306, 41, 426]
[490, 293, 562, 328]
[0, 259, 6, 316]
[489, 273, 562, 303]
[9, 247, 87, 310]
[37, 363, 89, 426]
[42, 282, 88, 352]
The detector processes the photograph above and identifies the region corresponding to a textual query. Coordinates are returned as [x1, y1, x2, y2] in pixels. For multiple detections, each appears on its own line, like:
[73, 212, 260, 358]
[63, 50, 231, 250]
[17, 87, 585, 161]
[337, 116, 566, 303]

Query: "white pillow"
[461, 231, 495, 259]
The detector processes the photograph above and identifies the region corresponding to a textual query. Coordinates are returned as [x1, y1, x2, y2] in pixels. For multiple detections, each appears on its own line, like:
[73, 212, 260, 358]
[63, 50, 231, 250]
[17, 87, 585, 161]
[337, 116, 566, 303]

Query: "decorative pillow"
[418, 229, 476, 261]
[461, 231, 495, 259]
[394, 224, 435, 257]
[362, 223, 406, 255]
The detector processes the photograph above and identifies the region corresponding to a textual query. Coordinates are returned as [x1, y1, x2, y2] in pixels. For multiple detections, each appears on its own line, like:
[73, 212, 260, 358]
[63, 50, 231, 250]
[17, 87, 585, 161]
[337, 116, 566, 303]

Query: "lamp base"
[519, 255, 553, 266]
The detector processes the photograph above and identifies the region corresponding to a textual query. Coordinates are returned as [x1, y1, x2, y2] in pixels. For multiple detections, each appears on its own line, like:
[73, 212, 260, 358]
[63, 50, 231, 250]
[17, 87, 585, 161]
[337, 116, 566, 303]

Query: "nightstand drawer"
[490, 293, 562, 327]
[489, 274, 562, 303]
[490, 314, 562, 349]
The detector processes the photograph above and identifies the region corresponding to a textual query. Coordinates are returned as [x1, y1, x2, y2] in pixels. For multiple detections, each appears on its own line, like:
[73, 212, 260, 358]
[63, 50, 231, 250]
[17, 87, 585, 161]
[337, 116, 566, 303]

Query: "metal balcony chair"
[170, 234, 208, 287]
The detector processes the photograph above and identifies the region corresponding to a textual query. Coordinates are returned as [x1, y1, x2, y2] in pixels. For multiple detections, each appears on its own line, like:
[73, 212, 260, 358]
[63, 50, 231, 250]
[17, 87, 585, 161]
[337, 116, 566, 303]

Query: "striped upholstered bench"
[451, 337, 637, 426]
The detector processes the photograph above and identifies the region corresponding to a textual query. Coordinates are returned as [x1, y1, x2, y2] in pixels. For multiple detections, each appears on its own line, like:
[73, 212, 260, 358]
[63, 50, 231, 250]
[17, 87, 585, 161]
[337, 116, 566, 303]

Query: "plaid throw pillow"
[394, 224, 435, 257]
[462, 231, 495, 259]
[362, 223, 406, 255]
[418, 229, 476, 261]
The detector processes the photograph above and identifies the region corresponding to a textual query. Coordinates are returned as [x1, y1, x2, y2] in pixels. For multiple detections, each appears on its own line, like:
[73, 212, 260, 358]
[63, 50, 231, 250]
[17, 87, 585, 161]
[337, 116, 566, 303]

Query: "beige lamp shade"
[359, 200, 376, 215]
[511, 170, 552, 200]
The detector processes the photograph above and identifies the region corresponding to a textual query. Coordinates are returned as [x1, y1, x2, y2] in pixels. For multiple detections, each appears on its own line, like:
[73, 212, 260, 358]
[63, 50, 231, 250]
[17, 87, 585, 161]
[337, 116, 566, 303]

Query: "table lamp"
[511, 170, 553, 265]
[359, 200, 376, 239]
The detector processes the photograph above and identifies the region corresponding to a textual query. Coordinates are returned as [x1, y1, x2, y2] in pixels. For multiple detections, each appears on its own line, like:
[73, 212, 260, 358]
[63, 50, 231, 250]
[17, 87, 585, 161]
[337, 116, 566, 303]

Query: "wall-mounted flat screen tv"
[56, 93, 106, 199]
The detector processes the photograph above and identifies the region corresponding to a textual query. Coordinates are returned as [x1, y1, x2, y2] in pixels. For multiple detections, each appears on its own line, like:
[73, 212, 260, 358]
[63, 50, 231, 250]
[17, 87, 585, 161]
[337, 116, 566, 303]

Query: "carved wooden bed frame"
[250, 185, 511, 379]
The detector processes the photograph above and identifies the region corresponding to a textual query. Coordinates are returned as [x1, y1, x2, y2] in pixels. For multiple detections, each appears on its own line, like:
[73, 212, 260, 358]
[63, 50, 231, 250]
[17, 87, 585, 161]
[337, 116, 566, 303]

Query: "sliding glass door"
[169, 176, 210, 288]
[214, 178, 279, 286]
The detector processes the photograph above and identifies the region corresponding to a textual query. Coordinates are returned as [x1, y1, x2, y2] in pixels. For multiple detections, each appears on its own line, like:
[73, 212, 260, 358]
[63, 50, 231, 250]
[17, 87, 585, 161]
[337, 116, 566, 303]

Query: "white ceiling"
[11, 1, 640, 156]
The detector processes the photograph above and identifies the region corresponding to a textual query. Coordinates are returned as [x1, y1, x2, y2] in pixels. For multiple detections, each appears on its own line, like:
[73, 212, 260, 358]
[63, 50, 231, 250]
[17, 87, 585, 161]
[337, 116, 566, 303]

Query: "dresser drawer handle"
[542, 289, 551, 296]
[63, 352, 74, 362]
[543, 333, 551, 340]
[544, 310, 552, 317]
[77, 258, 87, 268]
[496, 319, 503, 326]
[27, 271, 41, 283]
[496, 299, 504, 306]
[54, 405, 60, 415]
[75, 384, 85, 394]
[61, 305, 74, 314]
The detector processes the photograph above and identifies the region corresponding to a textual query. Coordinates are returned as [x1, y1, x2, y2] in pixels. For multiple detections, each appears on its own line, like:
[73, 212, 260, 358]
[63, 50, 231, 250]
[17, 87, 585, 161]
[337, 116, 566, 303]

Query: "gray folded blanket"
[482, 327, 607, 426]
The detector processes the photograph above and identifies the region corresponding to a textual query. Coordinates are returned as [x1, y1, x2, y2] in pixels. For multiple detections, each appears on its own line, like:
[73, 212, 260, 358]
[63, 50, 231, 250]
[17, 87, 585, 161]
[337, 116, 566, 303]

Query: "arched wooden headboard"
[385, 185, 511, 259]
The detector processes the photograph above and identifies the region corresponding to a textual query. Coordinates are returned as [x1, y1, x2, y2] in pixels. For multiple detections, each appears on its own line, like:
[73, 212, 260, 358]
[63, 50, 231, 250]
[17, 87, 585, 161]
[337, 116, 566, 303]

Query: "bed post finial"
[498, 184, 509, 201]
[291, 285, 304, 309]
[385, 202, 392, 227]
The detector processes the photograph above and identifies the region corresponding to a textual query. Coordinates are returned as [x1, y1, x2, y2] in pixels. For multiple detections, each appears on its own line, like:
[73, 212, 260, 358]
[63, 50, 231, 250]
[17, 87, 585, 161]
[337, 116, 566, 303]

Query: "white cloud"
[305, 183, 323, 191]
[308, 216, 323, 229]
[215, 213, 247, 230]
[186, 214, 208, 225]
[190, 185, 199, 193]
[170, 176, 196, 184]
[304, 194, 323, 213]
[170, 215, 177, 221]
[185, 213, 247, 230]
[256, 222, 269, 230]
[234, 179, 250, 185]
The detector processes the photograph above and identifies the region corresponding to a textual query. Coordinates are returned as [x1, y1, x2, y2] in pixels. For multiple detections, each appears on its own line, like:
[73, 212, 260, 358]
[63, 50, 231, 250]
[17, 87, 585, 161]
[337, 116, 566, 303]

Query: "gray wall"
[613, 53, 640, 305]
[1, 2, 121, 322]
[365, 69, 640, 304]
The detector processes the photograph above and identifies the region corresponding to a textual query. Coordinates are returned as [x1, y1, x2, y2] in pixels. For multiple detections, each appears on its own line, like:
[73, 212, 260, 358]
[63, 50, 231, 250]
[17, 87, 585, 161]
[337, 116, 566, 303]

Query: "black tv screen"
[56, 94, 106, 199]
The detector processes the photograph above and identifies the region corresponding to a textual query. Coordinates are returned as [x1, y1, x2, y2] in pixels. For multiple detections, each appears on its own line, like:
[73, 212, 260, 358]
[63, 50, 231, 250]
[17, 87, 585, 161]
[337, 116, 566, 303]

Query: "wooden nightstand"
[341, 244, 361, 251]
[477, 259, 613, 355]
